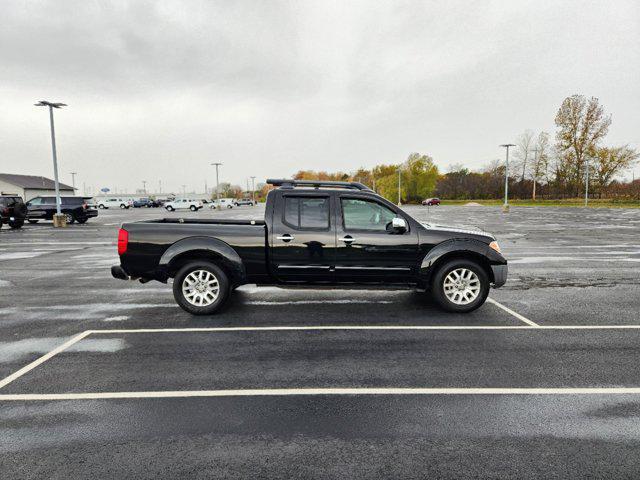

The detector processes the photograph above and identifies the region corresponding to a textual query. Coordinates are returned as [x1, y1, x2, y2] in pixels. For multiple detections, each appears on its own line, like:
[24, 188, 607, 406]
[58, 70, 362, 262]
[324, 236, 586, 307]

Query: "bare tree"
[514, 130, 535, 181]
[555, 95, 611, 195]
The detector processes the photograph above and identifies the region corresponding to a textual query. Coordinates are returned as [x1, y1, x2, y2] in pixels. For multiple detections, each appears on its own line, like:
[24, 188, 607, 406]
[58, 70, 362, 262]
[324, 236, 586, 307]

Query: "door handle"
[277, 234, 295, 242]
[339, 236, 356, 244]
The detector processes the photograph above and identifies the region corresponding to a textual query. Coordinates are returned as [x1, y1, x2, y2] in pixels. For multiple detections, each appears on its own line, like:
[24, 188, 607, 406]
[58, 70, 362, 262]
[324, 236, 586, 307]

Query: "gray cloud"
[1, 0, 638, 194]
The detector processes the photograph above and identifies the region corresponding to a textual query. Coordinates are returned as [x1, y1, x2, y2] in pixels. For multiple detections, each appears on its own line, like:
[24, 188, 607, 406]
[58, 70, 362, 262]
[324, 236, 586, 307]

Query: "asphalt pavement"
[1, 203, 639, 479]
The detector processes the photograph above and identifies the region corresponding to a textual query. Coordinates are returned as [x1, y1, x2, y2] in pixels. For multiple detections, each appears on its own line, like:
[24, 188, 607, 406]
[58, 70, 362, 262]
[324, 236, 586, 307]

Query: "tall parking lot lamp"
[35, 100, 66, 224]
[250, 176, 256, 204]
[499, 144, 516, 212]
[211, 162, 223, 210]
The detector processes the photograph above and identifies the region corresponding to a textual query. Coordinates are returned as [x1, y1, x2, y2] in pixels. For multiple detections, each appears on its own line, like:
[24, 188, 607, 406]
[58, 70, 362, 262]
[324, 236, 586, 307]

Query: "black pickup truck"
[112, 179, 507, 315]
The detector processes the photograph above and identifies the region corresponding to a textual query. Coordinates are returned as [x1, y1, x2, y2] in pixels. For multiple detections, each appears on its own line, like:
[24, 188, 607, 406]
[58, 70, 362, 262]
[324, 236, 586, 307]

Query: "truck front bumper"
[111, 264, 130, 280]
[491, 264, 508, 288]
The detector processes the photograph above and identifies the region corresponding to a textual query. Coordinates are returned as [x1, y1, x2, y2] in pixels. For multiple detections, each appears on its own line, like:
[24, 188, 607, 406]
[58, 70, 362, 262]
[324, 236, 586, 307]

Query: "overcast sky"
[1, 0, 638, 194]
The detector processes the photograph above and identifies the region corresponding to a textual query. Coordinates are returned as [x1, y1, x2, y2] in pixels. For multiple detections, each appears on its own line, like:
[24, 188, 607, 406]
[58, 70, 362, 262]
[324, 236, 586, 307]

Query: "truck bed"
[143, 218, 266, 226]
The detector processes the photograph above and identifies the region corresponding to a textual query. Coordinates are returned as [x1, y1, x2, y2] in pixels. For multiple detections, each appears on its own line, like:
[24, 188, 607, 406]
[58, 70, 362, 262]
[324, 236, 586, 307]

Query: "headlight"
[489, 241, 501, 253]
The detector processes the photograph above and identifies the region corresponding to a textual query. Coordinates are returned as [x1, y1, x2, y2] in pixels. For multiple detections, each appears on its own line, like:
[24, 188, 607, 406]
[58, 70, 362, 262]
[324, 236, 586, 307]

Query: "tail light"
[82, 202, 87, 209]
[117, 228, 129, 255]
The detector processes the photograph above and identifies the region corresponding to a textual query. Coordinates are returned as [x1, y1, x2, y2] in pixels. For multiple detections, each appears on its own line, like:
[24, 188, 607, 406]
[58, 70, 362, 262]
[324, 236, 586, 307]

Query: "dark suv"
[0, 195, 27, 229]
[26, 196, 98, 224]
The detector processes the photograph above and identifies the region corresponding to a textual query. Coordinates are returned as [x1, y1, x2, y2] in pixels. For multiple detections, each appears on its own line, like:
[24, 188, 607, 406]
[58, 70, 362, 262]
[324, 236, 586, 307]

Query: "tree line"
[291, 94, 639, 202]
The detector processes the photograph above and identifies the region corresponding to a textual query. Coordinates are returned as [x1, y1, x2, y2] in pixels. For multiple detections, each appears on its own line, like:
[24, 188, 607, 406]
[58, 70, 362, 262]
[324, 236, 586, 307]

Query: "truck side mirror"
[390, 217, 407, 233]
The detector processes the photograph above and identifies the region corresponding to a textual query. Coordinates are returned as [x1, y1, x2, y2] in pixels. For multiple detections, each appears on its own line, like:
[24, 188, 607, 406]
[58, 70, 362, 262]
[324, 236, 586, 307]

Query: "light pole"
[35, 100, 66, 224]
[181, 184, 186, 196]
[397, 166, 402, 206]
[211, 162, 222, 210]
[70, 172, 77, 192]
[142, 180, 147, 194]
[585, 156, 590, 207]
[531, 147, 539, 201]
[500, 144, 516, 212]
[250, 176, 256, 205]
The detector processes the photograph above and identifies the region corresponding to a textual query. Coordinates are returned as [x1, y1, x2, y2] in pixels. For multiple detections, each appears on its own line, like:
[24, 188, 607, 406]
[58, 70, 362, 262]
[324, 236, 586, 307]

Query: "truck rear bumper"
[491, 264, 508, 288]
[111, 264, 130, 280]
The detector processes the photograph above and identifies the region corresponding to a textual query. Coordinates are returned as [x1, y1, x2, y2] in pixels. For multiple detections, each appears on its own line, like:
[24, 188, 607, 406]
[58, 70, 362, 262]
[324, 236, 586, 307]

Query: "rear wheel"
[431, 259, 489, 313]
[173, 261, 230, 315]
[166, 205, 174, 211]
[98, 204, 105, 209]
[190, 205, 197, 211]
[76, 217, 88, 224]
[120, 204, 126, 209]
[9, 220, 24, 229]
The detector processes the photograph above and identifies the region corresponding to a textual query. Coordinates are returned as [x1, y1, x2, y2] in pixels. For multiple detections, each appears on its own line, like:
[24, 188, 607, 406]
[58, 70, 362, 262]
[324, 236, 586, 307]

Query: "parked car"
[422, 198, 441, 206]
[164, 198, 203, 212]
[209, 198, 235, 209]
[97, 197, 133, 209]
[26, 196, 98, 224]
[133, 198, 156, 208]
[234, 198, 256, 206]
[0, 195, 27, 229]
[112, 179, 507, 315]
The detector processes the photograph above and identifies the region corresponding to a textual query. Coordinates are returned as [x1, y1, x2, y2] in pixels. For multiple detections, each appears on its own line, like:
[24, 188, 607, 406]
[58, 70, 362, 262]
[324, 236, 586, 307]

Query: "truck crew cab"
[112, 179, 507, 315]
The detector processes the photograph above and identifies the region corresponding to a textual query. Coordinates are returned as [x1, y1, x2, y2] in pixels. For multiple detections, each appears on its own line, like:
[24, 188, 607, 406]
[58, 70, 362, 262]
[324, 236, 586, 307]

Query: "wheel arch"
[419, 239, 499, 286]
[160, 236, 246, 285]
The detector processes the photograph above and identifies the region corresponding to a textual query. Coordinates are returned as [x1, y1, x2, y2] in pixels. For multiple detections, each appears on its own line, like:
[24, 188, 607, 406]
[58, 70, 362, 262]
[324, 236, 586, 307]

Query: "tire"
[28, 219, 39, 224]
[64, 213, 75, 224]
[430, 259, 489, 313]
[227, 205, 233, 209]
[166, 205, 174, 212]
[99, 204, 105, 209]
[9, 220, 24, 229]
[172, 261, 230, 315]
[76, 218, 88, 224]
[120, 204, 126, 209]
[190, 205, 197, 211]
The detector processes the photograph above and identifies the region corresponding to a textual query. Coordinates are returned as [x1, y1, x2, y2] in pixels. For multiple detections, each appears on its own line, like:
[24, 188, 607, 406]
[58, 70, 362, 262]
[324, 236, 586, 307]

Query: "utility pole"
[35, 100, 67, 225]
[142, 180, 147, 194]
[500, 144, 516, 212]
[70, 172, 77, 192]
[250, 176, 256, 204]
[397, 166, 402, 206]
[531, 147, 539, 201]
[211, 162, 223, 210]
[181, 184, 186, 196]
[158, 180, 162, 195]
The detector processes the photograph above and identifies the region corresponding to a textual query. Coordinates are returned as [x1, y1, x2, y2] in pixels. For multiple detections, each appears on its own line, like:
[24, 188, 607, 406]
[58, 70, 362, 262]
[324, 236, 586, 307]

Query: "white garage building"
[0, 173, 75, 201]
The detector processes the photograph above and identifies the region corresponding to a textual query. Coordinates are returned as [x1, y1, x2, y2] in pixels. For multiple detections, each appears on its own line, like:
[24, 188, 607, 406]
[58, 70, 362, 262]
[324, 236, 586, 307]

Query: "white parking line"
[3, 387, 640, 401]
[0, 330, 92, 389]
[487, 298, 539, 326]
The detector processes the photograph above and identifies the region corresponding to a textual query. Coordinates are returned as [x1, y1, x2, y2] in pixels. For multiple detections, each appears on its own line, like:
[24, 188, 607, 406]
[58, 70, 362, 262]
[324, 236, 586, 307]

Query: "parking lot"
[1, 204, 640, 478]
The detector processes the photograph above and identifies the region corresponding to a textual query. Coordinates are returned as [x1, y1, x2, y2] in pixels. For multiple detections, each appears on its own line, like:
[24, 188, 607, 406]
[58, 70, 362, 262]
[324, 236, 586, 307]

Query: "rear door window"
[283, 196, 330, 230]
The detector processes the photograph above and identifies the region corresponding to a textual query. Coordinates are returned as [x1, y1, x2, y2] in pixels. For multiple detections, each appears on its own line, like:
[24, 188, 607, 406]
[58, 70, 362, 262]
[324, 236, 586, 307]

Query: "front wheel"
[431, 259, 489, 313]
[64, 213, 75, 224]
[190, 205, 197, 211]
[166, 205, 174, 211]
[173, 261, 230, 315]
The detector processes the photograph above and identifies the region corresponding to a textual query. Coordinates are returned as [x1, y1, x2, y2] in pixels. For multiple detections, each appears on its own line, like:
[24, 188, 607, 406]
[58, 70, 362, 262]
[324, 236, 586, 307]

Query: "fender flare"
[159, 236, 246, 284]
[419, 238, 504, 283]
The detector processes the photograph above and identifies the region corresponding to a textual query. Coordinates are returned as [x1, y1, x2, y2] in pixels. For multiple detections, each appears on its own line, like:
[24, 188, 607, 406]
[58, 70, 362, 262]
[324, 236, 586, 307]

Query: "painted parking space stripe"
[486, 298, 539, 326]
[4, 387, 640, 401]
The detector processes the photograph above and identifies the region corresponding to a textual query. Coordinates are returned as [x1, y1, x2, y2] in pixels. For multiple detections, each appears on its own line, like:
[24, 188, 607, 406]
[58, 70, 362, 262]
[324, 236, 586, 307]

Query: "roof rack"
[267, 179, 374, 192]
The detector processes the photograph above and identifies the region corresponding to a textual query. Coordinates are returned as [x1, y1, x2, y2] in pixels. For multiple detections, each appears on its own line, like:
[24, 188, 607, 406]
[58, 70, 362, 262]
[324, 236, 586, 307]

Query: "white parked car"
[164, 198, 203, 212]
[209, 198, 235, 209]
[97, 197, 133, 209]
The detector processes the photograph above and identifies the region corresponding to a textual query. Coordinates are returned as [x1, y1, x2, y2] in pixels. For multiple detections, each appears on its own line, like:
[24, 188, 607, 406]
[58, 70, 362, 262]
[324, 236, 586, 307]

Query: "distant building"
[0, 173, 75, 200]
